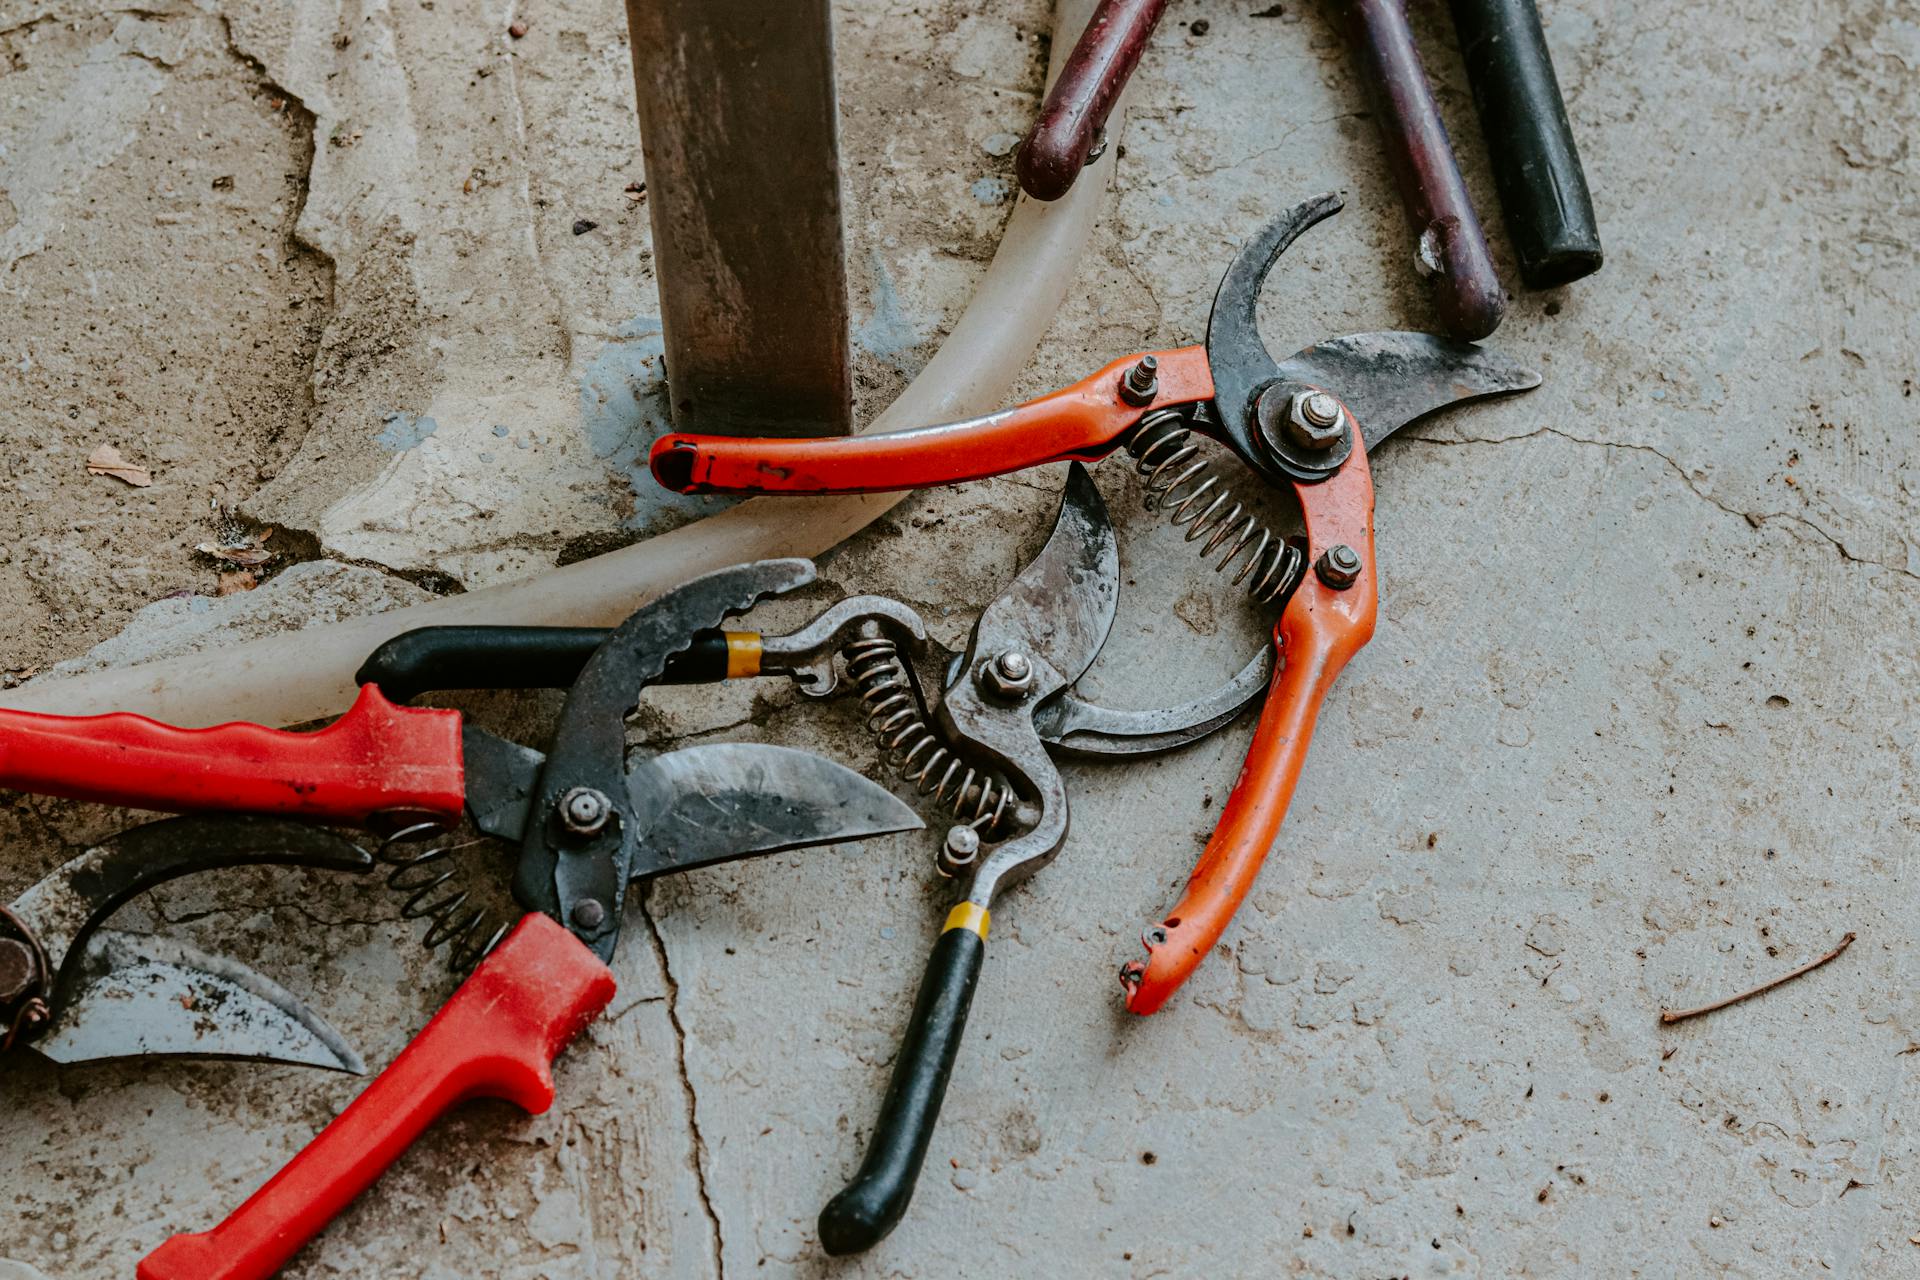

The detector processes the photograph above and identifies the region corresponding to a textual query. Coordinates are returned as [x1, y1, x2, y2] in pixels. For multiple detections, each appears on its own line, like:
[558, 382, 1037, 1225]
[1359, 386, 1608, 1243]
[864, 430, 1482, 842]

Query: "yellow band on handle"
[724, 632, 762, 679]
[942, 902, 990, 939]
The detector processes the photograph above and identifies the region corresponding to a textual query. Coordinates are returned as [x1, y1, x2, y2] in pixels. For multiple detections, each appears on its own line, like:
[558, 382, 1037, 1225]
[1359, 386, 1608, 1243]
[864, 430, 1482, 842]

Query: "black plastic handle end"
[355, 626, 744, 703]
[1448, 0, 1603, 289]
[818, 920, 986, 1256]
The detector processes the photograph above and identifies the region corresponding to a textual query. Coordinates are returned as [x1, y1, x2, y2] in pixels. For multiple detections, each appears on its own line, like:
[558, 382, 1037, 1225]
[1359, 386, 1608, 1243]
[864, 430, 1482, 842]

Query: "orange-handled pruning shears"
[650, 193, 1539, 1014]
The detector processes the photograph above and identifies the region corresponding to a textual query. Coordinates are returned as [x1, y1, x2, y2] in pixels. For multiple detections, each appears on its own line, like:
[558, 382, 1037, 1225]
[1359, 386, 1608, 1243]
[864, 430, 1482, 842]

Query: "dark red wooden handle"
[0, 684, 465, 828]
[139, 913, 616, 1280]
[1016, 0, 1169, 200]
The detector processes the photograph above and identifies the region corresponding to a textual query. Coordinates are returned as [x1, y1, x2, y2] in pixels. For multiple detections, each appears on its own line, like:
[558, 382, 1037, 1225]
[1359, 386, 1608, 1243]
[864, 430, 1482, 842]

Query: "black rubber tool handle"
[356, 626, 737, 703]
[1448, 0, 1602, 288]
[818, 919, 986, 1255]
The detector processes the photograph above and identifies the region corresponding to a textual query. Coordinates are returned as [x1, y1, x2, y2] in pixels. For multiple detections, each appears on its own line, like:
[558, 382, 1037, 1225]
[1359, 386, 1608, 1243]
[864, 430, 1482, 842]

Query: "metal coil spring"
[843, 633, 1011, 835]
[376, 822, 511, 971]
[1126, 410, 1306, 606]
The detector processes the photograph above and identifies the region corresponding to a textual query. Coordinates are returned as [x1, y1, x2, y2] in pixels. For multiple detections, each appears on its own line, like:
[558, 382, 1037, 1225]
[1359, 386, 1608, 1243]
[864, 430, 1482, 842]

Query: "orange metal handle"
[1122, 444, 1378, 1015]
[648, 347, 1212, 495]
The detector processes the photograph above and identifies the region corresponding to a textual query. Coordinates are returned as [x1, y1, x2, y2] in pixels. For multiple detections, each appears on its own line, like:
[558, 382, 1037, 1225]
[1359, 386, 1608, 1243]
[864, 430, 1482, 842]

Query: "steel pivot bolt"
[570, 898, 607, 931]
[939, 825, 982, 877]
[1118, 354, 1159, 407]
[981, 649, 1036, 700]
[559, 786, 613, 835]
[1285, 389, 1345, 450]
[1315, 543, 1363, 589]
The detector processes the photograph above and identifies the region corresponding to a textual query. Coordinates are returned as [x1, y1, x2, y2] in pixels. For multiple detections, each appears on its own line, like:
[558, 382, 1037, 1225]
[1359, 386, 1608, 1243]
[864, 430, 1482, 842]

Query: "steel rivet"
[570, 899, 607, 931]
[938, 825, 982, 877]
[559, 786, 613, 835]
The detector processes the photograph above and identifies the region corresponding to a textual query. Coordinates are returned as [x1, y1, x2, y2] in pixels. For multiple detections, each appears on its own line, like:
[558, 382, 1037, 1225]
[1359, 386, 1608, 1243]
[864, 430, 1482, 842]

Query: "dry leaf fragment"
[217, 570, 259, 595]
[86, 444, 153, 487]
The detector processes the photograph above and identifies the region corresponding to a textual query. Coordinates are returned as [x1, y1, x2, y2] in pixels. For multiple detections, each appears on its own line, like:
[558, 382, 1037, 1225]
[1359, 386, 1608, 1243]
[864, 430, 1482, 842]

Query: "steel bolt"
[0, 939, 38, 1005]
[1300, 391, 1340, 427]
[1118, 354, 1159, 407]
[570, 898, 607, 931]
[1314, 543, 1363, 589]
[559, 786, 613, 835]
[939, 825, 982, 877]
[1284, 389, 1345, 451]
[980, 649, 1036, 701]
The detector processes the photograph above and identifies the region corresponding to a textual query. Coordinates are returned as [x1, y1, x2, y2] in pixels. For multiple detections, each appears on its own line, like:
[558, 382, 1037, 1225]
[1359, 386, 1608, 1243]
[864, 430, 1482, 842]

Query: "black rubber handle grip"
[818, 922, 986, 1255]
[1448, 0, 1602, 288]
[355, 626, 735, 703]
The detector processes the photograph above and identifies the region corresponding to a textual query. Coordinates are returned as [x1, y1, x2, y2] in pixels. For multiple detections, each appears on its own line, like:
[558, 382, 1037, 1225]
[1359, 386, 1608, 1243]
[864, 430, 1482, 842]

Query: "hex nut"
[980, 650, 1036, 701]
[1314, 543, 1363, 589]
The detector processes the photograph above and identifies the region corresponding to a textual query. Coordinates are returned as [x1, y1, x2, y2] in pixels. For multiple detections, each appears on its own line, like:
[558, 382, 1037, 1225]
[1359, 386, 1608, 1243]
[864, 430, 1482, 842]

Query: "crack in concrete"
[638, 883, 727, 1279]
[1175, 111, 1370, 180]
[1412, 426, 1920, 585]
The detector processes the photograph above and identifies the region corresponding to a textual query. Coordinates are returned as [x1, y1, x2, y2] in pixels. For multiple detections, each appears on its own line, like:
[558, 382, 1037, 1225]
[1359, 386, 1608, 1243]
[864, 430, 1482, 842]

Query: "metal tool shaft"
[1336, 0, 1505, 340]
[1016, 0, 1168, 200]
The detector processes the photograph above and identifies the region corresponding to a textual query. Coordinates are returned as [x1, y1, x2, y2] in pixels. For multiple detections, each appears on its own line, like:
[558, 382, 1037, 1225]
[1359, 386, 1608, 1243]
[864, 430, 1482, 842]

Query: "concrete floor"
[3, 0, 1919, 1275]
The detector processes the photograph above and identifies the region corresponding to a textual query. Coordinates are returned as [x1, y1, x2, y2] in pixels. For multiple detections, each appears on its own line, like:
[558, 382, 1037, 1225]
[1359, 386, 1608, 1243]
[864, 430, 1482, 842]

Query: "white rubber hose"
[0, 0, 1115, 728]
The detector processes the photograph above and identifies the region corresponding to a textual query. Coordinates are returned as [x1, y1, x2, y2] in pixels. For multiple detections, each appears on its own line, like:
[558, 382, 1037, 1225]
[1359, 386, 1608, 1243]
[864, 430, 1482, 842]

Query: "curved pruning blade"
[1034, 646, 1271, 756]
[34, 930, 364, 1073]
[7, 816, 374, 1021]
[1273, 330, 1542, 451]
[628, 743, 923, 880]
[1203, 193, 1345, 465]
[967, 462, 1117, 689]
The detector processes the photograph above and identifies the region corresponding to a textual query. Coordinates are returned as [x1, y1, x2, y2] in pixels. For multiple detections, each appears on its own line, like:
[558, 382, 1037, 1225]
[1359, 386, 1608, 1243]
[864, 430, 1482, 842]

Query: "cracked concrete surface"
[3, 0, 1920, 1276]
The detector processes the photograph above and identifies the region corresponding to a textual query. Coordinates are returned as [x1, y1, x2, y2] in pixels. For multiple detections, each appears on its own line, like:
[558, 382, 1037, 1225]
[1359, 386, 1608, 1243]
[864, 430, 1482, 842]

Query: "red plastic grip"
[139, 913, 616, 1280]
[0, 684, 465, 828]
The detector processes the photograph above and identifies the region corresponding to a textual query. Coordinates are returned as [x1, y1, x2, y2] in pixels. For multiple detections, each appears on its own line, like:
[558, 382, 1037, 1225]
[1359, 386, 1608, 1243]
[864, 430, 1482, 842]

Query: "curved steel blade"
[628, 742, 923, 880]
[1274, 331, 1542, 451]
[965, 462, 1118, 688]
[1034, 646, 1271, 756]
[1203, 192, 1345, 459]
[35, 930, 364, 1073]
[8, 817, 374, 986]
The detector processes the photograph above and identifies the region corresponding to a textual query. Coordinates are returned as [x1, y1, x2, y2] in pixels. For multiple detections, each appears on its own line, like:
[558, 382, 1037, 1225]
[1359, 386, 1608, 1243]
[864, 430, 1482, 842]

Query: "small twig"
[1660, 932, 1857, 1025]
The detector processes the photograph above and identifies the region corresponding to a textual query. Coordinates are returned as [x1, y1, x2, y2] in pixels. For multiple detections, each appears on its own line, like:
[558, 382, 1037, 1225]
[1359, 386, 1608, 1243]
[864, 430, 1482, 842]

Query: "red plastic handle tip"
[138, 914, 615, 1280]
[0, 684, 465, 828]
